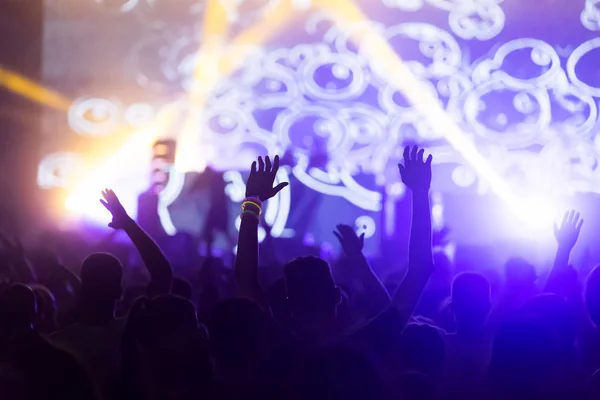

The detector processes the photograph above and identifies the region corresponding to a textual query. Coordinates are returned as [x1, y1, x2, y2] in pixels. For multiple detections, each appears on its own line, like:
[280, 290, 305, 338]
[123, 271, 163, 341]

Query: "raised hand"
[398, 146, 433, 192]
[334, 224, 364, 256]
[245, 155, 289, 201]
[100, 189, 131, 230]
[554, 210, 583, 251]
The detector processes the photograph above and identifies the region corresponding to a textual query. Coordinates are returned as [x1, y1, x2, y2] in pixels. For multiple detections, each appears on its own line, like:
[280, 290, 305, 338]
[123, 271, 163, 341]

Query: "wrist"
[411, 188, 430, 198]
[241, 197, 262, 223]
[344, 248, 364, 258]
[556, 244, 573, 255]
[122, 216, 137, 230]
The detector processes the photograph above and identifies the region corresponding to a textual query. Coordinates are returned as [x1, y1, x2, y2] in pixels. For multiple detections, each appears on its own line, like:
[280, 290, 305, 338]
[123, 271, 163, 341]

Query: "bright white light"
[512, 196, 560, 233]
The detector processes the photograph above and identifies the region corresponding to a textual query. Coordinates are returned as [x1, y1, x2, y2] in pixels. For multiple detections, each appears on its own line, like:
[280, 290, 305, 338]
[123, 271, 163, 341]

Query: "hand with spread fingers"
[245, 155, 289, 201]
[398, 145, 433, 192]
[554, 210, 584, 252]
[334, 224, 365, 257]
[100, 189, 132, 230]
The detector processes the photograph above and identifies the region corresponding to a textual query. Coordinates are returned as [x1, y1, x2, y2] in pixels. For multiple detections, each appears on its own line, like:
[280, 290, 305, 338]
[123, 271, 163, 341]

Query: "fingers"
[271, 182, 289, 196]
[577, 218, 584, 232]
[333, 231, 342, 243]
[251, 161, 257, 174]
[565, 210, 580, 227]
[258, 156, 265, 172]
[398, 163, 405, 178]
[265, 155, 272, 173]
[359, 233, 365, 245]
[401, 146, 430, 165]
[337, 224, 354, 236]
[561, 211, 568, 228]
[107, 189, 119, 202]
[568, 210, 575, 225]
[271, 155, 280, 179]
[100, 199, 109, 209]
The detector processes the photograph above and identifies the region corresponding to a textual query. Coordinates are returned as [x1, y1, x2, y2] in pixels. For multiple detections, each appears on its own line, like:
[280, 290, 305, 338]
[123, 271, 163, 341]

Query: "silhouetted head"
[289, 346, 383, 400]
[0, 284, 37, 333]
[522, 293, 577, 357]
[489, 316, 558, 399]
[284, 256, 341, 320]
[80, 253, 123, 302]
[399, 323, 445, 378]
[451, 272, 491, 336]
[124, 295, 210, 396]
[171, 276, 193, 300]
[585, 265, 600, 328]
[209, 298, 267, 364]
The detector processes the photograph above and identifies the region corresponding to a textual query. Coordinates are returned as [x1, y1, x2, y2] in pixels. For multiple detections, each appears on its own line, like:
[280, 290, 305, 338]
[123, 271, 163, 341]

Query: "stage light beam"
[65, 105, 179, 220]
[318, 0, 531, 222]
[0, 67, 71, 110]
[175, 0, 298, 173]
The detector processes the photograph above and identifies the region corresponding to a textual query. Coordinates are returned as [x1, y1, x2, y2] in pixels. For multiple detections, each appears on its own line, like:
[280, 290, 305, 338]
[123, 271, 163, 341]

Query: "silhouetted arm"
[235, 211, 266, 307]
[100, 189, 173, 295]
[123, 218, 173, 295]
[234, 156, 288, 310]
[545, 210, 583, 302]
[334, 224, 390, 326]
[391, 146, 435, 330]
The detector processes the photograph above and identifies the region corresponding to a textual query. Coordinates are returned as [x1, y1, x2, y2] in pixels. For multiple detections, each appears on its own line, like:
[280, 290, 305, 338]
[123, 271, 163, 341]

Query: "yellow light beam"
[175, 0, 231, 172]
[175, 0, 298, 172]
[70, 0, 233, 198]
[318, 0, 519, 211]
[66, 104, 179, 210]
[0, 67, 71, 110]
[228, 0, 296, 48]
[69, 0, 302, 212]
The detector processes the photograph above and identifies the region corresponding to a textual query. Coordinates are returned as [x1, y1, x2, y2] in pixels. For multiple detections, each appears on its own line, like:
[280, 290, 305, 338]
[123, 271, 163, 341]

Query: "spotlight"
[512, 195, 560, 233]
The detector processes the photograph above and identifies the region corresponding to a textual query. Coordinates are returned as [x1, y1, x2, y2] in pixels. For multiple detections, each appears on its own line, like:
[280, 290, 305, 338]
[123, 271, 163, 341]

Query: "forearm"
[234, 217, 267, 308]
[123, 218, 172, 294]
[391, 189, 434, 327]
[545, 246, 571, 294]
[408, 190, 434, 269]
[351, 253, 390, 311]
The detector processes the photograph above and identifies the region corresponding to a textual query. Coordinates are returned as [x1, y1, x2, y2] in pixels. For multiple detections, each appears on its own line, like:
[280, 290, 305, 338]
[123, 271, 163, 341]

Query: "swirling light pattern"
[40, 0, 600, 239]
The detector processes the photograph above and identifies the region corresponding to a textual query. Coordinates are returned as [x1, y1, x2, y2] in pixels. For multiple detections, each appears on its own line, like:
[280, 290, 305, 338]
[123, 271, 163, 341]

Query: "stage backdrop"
[37, 0, 600, 255]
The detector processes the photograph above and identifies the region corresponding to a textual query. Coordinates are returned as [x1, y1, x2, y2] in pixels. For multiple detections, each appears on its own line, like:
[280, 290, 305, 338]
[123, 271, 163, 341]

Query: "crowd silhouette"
[0, 146, 599, 400]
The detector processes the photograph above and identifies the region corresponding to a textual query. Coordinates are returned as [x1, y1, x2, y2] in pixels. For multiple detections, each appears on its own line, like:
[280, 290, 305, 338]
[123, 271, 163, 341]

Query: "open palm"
[100, 189, 131, 230]
[398, 146, 432, 191]
[245, 155, 289, 201]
